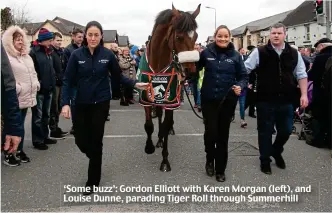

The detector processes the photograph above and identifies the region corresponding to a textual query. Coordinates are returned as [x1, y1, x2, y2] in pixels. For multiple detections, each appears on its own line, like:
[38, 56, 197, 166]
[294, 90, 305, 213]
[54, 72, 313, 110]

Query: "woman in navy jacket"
[61, 21, 148, 194]
[197, 25, 248, 182]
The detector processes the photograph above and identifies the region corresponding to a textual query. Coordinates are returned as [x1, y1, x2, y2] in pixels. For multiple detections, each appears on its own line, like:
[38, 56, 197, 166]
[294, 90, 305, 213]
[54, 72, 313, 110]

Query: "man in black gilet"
[245, 23, 308, 174]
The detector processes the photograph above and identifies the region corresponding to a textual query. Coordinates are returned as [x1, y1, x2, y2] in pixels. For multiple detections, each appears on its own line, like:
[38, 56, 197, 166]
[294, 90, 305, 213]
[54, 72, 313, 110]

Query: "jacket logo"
[99, 59, 109, 64]
[225, 59, 234, 64]
[78, 61, 85, 64]
[207, 58, 215, 61]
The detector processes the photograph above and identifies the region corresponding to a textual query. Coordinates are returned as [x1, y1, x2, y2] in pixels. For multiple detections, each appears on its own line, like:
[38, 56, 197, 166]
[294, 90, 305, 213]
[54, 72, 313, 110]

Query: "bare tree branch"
[10, 0, 32, 26]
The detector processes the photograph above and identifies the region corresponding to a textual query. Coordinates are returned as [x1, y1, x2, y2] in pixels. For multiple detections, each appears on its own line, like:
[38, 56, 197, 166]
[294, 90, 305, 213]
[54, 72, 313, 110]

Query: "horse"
[140, 4, 201, 172]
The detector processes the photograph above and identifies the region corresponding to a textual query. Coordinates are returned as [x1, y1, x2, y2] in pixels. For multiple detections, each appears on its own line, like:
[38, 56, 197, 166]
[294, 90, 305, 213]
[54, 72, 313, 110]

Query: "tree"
[11, 2, 31, 26]
[1, 7, 14, 31]
[1, 1, 31, 31]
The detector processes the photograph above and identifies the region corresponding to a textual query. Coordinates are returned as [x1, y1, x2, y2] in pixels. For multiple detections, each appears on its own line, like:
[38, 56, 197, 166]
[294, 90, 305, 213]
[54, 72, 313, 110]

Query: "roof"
[52, 16, 84, 29]
[206, 36, 214, 42]
[282, 1, 316, 27]
[231, 10, 293, 36]
[22, 17, 84, 36]
[20, 22, 44, 35]
[50, 21, 73, 35]
[30, 20, 73, 35]
[118, 35, 129, 47]
[104, 30, 118, 43]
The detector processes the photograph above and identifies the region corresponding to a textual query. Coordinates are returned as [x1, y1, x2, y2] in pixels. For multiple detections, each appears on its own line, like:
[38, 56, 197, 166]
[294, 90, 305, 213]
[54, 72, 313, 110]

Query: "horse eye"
[176, 36, 183, 41]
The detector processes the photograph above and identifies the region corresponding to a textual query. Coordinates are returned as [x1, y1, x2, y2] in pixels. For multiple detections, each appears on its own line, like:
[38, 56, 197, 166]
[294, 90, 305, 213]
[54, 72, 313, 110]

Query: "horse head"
[149, 4, 201, 75]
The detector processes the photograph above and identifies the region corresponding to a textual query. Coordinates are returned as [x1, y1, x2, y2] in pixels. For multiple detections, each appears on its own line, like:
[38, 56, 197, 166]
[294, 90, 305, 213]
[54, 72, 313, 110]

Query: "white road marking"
[36, 133, 297, 140]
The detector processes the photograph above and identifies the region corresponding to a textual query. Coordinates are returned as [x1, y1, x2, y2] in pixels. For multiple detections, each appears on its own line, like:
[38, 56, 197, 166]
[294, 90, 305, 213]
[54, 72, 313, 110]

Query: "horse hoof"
[169, 129, 175, 135]
[160, 162, 171, 172]
[156, 139, 163, 148]
[145, 144, 155, 154]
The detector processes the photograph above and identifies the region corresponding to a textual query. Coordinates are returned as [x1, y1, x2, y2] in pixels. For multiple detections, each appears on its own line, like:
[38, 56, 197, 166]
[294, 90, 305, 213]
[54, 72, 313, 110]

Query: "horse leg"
[160, 110, 172, 172]
[144, 106, 155, 154]
[156, 106, 164, 148]
[169, 111, 175, 135]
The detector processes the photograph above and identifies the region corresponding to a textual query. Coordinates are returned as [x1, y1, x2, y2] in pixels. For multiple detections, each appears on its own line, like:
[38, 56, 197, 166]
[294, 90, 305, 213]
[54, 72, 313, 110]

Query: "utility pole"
[205, 6, 216, 31]
[326, 0, 331, 39]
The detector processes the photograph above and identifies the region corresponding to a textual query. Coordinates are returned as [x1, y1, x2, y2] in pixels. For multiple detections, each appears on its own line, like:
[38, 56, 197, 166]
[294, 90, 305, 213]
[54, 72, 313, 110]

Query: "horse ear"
[191, 4, 201, 19]
[172, 3, 180, 17]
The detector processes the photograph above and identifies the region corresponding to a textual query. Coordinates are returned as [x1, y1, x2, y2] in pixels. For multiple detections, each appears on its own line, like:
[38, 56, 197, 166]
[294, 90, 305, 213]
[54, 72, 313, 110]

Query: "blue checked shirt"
[244, 43, 308, 80]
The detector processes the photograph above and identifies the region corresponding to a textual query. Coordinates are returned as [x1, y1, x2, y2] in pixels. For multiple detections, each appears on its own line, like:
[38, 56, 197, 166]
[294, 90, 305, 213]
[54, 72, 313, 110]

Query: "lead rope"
[184, 84, 234, 120]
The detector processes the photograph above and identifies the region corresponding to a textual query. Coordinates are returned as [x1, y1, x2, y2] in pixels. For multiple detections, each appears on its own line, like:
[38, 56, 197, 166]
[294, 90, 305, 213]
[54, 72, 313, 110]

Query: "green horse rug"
[138, 51, 182, 110]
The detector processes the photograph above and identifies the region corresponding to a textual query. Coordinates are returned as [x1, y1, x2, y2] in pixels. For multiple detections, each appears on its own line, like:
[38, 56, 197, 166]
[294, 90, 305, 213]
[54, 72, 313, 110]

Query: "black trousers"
[120, 84, 133, 101]
[202, 97, 237, 174]
[49, 86, 61, 132]
[245, 89, 256, 116]
[74, 101, 110, 186]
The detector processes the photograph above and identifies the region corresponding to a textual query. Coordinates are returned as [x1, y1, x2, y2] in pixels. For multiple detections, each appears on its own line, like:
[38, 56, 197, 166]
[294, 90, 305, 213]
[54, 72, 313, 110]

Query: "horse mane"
[152, 9, 198, 34]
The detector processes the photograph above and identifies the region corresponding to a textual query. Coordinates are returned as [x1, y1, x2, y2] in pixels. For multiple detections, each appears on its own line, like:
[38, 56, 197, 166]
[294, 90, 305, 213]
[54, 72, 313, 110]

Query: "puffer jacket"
[118, 55, 136, 80]
[2, 25, 40, 109]
[197, 42, 248, 102]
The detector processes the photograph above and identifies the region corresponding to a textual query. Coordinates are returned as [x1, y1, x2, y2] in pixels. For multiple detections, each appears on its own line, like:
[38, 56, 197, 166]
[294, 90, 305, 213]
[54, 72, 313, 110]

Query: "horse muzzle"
[178, 50, 199, 73]
[178, 50, 200, 64]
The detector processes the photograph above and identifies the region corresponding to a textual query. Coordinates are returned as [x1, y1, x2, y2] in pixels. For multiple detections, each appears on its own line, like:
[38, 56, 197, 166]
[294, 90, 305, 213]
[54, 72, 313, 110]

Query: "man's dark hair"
[72, 28, 84, 35]
[270, 23, 286, 33]
[238, 47, 243, 51]
[53, 32, 62, 39]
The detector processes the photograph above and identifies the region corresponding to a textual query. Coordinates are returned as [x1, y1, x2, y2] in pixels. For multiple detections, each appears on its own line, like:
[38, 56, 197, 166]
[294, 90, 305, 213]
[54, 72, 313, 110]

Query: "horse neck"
[148, 26, 172, 72]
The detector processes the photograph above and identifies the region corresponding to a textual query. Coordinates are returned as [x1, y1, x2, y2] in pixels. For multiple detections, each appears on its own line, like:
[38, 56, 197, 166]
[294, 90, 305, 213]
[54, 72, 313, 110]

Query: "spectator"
[29, 28, 57, 150]
[63, 28, 84, 135]
[118, 46, 137, 106]
[1, 43, 23, 166]
[2, 25, 40, 164]
[307, 38, 332, 149]
[49, 32, 68, 139]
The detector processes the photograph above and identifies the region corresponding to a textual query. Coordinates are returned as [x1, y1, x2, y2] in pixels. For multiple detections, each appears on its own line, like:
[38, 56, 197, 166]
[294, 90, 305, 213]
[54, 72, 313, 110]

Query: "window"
[247, 35, 251, 46]
[305, 25, 310, 41]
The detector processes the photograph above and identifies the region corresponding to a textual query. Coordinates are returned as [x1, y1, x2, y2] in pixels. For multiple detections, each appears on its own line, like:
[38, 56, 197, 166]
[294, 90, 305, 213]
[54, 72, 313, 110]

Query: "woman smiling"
[197, 25, 248, 182]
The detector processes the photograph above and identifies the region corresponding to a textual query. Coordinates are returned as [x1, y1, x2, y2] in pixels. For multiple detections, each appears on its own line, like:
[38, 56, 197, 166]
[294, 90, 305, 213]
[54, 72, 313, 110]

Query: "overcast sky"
[1, 0, 306, 46]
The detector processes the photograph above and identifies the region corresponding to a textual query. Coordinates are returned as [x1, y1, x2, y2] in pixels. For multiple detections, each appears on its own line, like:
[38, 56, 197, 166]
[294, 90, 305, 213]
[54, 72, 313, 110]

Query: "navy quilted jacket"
[197, 42, 248, 102]
[61, 45, 136, 106]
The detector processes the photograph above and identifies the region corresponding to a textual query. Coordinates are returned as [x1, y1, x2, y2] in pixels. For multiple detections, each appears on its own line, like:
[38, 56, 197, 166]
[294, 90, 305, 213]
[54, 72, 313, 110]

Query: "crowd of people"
[0, 23, 147, 167]
[1, 19, 330, 188]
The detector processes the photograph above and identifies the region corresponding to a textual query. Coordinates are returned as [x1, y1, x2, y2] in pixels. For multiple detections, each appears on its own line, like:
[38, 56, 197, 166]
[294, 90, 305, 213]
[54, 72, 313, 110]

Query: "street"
[1, 98, 331, 212]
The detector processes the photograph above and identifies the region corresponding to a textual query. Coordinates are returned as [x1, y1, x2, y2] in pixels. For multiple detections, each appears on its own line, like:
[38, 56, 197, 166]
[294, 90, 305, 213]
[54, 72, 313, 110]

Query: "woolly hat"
[38, 28, 53, 42]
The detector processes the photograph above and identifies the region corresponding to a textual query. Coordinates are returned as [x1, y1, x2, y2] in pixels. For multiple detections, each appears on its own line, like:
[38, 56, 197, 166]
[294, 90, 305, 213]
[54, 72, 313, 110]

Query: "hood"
[2, 25, 30, 57]
[130, 45, 139, 56]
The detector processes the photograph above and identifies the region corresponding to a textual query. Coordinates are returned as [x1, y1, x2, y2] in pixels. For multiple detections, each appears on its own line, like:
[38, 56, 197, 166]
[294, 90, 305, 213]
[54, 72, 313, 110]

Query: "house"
[118, 35, 130, 47]
[21, 17, 84, 47]
[206, 36, 214, 44]
[282, 0, 329, 48]
[231, 10, 292, 50]
[103, 30, 119, 49]
[20, 17, 124, 48]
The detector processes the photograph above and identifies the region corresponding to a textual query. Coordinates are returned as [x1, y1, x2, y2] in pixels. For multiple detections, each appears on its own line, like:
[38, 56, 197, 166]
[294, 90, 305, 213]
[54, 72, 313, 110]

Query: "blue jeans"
[197, 88, 201, 107]
[190, 78, 198, 105]
[69, 87, 77, 127]
[239, 95, 246, 120]
[2, 109, 28, 151]
[31, 92, 53, 144]
[256, 102, 293, 163]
